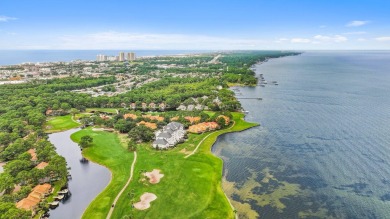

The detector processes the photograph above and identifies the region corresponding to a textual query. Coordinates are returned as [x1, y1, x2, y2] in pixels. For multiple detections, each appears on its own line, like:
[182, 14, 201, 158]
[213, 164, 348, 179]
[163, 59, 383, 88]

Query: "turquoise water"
[213, 52, 390, 218]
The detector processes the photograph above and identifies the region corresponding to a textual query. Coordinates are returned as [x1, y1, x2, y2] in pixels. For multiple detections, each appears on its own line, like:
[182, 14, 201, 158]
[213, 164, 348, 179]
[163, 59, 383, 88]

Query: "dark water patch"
[381, 179, 390, 185]
[252, 179, 283, 195]
[284, 176, 328, 190]
[380, 193, 390, 201]
[231, 193, 242, 202]
[333, 182, 375, 197]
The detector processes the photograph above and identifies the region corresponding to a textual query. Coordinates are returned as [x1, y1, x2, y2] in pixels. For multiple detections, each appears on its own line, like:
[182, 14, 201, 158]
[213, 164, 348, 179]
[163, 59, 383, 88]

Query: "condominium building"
[96, 54, 107, 62]
[96, 52, 133, 62]
[119, 52, 125, 61]
[127, 52, 136, 61]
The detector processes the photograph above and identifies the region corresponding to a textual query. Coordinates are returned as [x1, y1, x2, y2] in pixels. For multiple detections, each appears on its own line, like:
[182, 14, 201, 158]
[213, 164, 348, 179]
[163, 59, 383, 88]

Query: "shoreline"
[212, 121, 260, 218]
[203, 113, 259, 218]
[213, 60, 268, 218]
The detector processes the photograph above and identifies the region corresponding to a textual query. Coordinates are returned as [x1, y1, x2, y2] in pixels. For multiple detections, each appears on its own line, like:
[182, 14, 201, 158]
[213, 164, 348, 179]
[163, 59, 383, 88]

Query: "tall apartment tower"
[127, 52, 136, 61]
[96, 54, 107, 61]
[119, 52, 125, 61]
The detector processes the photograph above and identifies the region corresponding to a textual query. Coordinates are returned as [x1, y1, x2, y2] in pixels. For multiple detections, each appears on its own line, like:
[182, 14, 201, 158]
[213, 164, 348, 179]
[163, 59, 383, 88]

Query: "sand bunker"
[134, 192, 157, 210]
[144, 169, 164, 184]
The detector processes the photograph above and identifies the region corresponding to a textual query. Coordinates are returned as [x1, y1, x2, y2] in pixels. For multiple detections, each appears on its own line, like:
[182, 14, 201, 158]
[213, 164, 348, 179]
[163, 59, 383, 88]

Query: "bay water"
[213, 51, 390, 218]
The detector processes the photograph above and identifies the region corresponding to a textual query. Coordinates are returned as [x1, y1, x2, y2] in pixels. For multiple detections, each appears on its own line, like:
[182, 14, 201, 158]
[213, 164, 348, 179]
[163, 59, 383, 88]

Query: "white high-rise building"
[119, 52, 125, 61]
[96, 54, 108, 61]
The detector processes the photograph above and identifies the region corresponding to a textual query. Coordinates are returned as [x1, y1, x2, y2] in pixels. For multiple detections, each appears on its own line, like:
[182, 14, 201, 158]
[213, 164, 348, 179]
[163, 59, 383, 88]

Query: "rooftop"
[36, 162, 49, 170]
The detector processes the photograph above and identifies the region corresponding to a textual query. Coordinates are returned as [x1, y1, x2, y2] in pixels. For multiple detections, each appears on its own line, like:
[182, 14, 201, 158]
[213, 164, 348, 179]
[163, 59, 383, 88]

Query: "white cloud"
[313, 35, 348, 43]
[0, 15, 17, 22]
[375, 37, 390, 42]
[57, 31, 269, 49]
[344, 31, 367, 35]
[288, 35, 348, 44]
[357, 38, 367, 42]
[346, 20, 370, 27]
[291, 38, 311, 43]
[274, 38, 289, 43]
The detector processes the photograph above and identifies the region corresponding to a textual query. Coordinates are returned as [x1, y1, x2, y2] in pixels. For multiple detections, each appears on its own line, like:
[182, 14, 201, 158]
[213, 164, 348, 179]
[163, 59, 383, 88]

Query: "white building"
[96, 54, 107, 62]
[152, 122, 186, 149]
[119, 52, 125, 61]
[107, 56, 118, 61]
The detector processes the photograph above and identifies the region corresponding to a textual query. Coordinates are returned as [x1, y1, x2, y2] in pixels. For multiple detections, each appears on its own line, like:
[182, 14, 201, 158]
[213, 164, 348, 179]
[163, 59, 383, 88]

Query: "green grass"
[70, 128, 134, 219]
[45, 114, 80, 133]
[86, 108, 118, 114]
[73, 112, 257, 219]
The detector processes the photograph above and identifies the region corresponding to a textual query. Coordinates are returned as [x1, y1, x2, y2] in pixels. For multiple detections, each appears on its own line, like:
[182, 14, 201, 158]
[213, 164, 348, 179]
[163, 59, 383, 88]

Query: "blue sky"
[1, 0, 389, 50]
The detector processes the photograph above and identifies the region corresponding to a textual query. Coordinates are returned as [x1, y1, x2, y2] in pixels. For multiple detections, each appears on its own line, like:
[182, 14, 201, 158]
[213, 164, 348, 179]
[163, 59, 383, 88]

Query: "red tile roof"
[188, 122, 219, 133]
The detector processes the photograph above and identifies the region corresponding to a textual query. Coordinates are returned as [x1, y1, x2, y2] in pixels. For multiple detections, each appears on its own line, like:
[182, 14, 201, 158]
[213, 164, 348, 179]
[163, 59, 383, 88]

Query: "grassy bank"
[45, 114, 80, 133]
[70, 128, 134, 219]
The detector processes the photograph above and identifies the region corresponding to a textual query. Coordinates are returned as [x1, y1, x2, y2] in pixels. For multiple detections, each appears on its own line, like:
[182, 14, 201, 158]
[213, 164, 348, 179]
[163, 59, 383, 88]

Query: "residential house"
[141, 103, 147, 111]
[142, 114, 164, 122]
[123, 113, 138, 120]
[27, 149, 38, 162]
[195, 104, 204, 110]
[176, 105, 186, 111]
[188, 122, 219, 134]
[45, 109, 65, 116]
[16, 184, 52, 212]
[36, 162, 48, 170]
[152, 122, 186, 149]
[213, 97, 222, 105]
[159, 103, 166, 111]
[130, 102, 137, 110]
[184, 116, 201, 124]
[170, 116, 179, 121]
[137, 121, 157, 130]
[187, 104, 195, 111]
[100, 114, 111, 120]
[149, 102, 156, 110]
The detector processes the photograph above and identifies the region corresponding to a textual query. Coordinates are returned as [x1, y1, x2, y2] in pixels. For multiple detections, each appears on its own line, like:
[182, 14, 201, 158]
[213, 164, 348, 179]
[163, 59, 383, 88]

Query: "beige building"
[127, 52, 136, 61]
